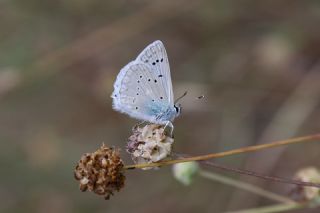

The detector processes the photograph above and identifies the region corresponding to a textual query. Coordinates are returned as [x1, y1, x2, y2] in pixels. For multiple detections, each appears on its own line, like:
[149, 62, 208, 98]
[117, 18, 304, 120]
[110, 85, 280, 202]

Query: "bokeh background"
[1, 0, 320, 212]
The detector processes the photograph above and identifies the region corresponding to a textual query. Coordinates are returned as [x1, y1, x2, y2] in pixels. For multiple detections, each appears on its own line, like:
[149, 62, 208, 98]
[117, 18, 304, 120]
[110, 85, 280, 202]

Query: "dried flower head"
[127, 124, 174, 167]
[74, 144, 125, 200]
[290, 167, 320, 201]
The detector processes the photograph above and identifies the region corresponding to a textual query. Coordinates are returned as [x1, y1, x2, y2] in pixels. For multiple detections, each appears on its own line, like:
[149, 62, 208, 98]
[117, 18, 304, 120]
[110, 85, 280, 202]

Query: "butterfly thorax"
[147, 102, 179, 124]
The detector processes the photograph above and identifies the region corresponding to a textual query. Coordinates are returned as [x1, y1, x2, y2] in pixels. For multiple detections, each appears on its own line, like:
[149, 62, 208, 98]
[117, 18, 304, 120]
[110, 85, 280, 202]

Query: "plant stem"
[199, 170, 295, 204]
[124, 134, 320, 170]
[227, 203, 306, 213]
[198, 160, 319, 188]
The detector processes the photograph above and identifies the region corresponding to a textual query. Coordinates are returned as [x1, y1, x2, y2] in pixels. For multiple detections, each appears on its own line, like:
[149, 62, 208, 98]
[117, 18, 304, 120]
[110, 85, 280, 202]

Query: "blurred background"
[1, 0, 320, 212]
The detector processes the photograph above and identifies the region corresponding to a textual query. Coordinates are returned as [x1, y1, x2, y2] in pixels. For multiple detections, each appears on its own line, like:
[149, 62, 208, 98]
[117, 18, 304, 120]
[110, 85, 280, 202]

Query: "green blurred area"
[0, 0, 320, 212]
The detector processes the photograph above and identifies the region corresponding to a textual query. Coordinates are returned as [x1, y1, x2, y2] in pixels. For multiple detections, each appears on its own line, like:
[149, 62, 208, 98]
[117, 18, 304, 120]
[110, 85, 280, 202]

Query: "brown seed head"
[74, 144, 125, 200]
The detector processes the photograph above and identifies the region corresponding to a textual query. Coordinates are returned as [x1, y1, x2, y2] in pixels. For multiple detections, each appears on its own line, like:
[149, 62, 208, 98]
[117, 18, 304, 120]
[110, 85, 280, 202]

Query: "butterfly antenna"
[174, 91, 188, 104]
[197, 95, 205, 100]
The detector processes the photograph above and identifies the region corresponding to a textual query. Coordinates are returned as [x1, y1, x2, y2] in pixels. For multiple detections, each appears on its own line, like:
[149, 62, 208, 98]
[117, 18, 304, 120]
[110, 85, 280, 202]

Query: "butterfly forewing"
[136, 40, 174, 104]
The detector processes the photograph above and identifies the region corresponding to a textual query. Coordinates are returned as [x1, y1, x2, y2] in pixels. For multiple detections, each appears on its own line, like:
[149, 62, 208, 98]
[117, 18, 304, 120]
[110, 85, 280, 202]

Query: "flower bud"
[291, 167, 320, 201]
[172, 162, 199, 185]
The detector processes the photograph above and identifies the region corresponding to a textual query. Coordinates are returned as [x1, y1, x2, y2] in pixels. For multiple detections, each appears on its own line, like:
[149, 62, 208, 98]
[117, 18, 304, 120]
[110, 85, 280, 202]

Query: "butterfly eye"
[174, 106, 179, 113]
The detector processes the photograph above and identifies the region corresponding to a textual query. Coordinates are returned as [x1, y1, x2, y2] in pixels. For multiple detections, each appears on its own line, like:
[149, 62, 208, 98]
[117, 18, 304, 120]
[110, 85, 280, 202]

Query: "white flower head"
[127, 124, 174, 169]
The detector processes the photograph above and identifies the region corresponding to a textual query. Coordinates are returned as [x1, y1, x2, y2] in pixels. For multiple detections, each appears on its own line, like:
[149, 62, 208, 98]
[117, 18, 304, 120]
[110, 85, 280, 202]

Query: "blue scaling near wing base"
[146, 101, 177, 123]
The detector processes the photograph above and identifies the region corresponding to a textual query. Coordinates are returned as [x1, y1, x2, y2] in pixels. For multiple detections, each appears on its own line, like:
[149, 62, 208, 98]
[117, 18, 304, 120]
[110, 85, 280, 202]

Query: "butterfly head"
[173, 91, 186, 118]
[174, 104, 182, 117]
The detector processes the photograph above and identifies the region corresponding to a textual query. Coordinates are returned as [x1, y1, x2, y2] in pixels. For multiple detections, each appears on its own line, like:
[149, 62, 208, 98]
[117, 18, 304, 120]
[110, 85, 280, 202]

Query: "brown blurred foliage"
[0, 0, 320, 212]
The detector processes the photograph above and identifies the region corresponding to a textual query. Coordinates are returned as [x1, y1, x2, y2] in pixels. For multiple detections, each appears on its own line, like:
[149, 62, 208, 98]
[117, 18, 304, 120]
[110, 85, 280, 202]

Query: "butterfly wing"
[136, 40, 174, 105]
[111, 40, 175, 124]
[112, 61, 172, 123]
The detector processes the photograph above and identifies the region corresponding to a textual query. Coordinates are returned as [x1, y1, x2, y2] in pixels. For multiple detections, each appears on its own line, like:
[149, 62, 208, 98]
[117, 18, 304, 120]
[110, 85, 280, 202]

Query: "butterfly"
[111, 40, 181, 129]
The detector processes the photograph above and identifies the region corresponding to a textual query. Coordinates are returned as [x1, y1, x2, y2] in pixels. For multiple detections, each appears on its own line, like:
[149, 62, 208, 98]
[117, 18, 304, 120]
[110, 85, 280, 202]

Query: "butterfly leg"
[132, 120, 148, 131]
[164, 121, 174, 136]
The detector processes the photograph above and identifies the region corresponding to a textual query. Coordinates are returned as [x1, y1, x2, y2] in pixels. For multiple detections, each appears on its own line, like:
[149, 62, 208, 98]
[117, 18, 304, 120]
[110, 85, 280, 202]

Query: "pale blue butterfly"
[111, 40, 181, 129]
